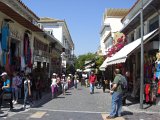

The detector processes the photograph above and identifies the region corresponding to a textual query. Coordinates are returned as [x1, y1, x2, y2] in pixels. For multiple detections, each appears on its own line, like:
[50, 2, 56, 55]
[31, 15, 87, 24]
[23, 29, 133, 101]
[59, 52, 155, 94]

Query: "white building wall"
[43, 26, 63, 44]
[104, 17, 123, 32]
[100, 17, 123, 55]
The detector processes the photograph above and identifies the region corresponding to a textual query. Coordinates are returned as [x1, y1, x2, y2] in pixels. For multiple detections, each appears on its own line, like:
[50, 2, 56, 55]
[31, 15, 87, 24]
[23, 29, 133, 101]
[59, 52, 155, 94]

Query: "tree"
[74, 53, 104, 71]
[75, 53, 95, 70]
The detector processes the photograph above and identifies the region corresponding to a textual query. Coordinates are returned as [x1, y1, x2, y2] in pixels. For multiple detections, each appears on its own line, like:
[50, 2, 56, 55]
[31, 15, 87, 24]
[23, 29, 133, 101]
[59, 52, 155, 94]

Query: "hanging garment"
[2, 51, 6, 66]
[23, 33, 29, 64]
[21, 56, 25, 71]
[145, 83, 151, 103]
[0, 42, 2, 56]
[157, 81, 160, 94]
[5, 52, 10, 73]
[1, 22, 9, 51]
[156, 63, 160, 78]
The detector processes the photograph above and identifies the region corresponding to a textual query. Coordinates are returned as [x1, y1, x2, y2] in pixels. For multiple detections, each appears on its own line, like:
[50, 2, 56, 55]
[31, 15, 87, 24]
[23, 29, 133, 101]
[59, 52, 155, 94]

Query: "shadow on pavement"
[126, 95, 139, 106]
[122, 111, 133, 116]
[0, 110, 8, 117]
[10, 107, 25, 112]
[56, 96, 65, 99]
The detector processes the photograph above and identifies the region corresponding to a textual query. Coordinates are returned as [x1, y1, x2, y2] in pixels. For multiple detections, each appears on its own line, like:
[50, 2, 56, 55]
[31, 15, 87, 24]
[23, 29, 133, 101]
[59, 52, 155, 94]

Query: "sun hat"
[0, 72, 7, 76]
[52, 73, 57, 76]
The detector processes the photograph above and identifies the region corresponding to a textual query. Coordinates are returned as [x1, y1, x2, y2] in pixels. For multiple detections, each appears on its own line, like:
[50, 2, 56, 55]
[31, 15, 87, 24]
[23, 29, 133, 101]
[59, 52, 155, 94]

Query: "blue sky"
[22, 0, 137, 56]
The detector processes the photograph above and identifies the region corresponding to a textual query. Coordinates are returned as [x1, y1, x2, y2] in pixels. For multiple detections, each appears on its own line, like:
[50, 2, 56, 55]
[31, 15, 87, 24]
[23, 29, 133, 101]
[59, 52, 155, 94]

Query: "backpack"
[119, 75, 128, 93]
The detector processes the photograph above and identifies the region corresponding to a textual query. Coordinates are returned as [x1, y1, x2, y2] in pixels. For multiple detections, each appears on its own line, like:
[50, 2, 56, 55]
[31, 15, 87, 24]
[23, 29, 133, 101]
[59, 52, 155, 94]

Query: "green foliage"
[75, 53, 96, 70]
[75, 53, 104, 71]
[95, 55, 104, 68]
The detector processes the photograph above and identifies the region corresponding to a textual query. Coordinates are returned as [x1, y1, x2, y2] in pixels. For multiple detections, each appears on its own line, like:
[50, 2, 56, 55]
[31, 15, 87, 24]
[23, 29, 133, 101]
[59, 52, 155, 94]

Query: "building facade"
[0, 0, 64, 91]
[38, 17, 75, 74]
[98, 8, 129, 56]
[100, 0, 160, 104]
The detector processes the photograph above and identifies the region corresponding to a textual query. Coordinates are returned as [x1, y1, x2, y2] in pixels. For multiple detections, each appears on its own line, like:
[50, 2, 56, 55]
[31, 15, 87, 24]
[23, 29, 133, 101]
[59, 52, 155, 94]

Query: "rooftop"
[16, 0, 39, 20]
[104, 8, 129, 18]
[39, 17, 64, 23]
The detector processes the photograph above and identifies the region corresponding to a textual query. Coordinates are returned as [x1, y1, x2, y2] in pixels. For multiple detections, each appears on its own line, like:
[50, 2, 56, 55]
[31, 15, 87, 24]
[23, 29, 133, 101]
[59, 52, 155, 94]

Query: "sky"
[22, 0, 137, 56]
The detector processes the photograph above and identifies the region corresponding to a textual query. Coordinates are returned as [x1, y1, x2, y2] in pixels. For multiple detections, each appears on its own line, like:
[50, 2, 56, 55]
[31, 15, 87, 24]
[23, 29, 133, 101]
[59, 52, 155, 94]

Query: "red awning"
[0, 1, 42, 32]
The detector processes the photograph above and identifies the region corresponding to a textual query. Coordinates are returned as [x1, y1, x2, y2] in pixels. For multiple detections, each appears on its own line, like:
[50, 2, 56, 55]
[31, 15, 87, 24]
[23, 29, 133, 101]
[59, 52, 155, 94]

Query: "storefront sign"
[34, 55, 49, 63]
[34, 56, 43, 62]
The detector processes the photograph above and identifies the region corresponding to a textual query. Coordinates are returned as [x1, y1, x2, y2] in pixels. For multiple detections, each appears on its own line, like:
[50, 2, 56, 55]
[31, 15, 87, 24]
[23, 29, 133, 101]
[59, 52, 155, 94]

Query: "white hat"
[52, 73, 56, 76]
[0, 72, 7, 76]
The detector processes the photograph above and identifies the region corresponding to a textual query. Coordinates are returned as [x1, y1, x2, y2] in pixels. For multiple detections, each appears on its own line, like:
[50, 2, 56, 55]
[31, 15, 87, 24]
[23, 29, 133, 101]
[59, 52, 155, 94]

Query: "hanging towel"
[1, 22, 9, 51]
[21, 56, 25, 71]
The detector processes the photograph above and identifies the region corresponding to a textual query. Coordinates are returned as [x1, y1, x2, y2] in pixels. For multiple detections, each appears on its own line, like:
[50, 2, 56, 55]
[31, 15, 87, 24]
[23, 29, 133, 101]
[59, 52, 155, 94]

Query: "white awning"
[107, 29, 159, 65]
[99, 57, 112, 71]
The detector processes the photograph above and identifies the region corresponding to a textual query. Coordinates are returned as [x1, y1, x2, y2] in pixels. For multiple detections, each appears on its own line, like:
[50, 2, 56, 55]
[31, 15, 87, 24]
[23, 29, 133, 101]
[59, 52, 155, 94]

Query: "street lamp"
[140, 0, 144, 109]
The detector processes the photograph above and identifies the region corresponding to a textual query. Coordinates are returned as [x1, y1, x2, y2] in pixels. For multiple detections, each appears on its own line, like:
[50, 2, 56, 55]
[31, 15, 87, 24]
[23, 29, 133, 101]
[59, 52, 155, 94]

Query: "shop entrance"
[10, 39, 20, 72]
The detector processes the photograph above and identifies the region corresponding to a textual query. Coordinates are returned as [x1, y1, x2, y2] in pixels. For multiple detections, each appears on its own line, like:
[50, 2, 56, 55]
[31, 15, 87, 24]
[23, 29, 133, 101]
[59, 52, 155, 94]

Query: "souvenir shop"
[32, 37, 50, 90]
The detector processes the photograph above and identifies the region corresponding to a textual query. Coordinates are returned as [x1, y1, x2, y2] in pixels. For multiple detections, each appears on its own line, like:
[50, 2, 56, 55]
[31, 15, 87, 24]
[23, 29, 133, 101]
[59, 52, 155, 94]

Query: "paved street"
[0, 84, 160, 120]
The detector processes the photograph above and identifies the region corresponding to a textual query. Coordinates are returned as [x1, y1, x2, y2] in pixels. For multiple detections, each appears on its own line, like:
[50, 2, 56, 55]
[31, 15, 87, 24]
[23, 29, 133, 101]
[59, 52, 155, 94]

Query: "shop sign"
[34, 50, 50, 58]
[10, 28, 23, 40]
[34, 56, 43, 62]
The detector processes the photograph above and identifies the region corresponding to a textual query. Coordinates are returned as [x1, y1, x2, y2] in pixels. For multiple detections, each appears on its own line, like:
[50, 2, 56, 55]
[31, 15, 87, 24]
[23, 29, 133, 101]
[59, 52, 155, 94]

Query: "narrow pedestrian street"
[0, 85, 113, 120]
[0, 84, 160, 120]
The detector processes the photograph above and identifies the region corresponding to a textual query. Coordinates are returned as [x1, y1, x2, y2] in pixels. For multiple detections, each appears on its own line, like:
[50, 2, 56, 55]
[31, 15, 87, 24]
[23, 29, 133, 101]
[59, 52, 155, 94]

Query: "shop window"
[137, 27, 141, 39]
[47, 63, 49, 72]
[37, 62, 41, 69]
[43, 62, 46, 69]
[131, 33, 134, 42]
[149, 16, 159, 32]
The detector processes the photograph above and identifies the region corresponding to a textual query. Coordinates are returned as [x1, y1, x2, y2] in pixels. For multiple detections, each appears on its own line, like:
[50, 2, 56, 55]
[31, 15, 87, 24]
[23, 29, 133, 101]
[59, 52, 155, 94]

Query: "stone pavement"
[1, 86, 160, 119]
[123, 95, 160, 114]
[102, 114, 125, 120]
[0, 91, 51, 117]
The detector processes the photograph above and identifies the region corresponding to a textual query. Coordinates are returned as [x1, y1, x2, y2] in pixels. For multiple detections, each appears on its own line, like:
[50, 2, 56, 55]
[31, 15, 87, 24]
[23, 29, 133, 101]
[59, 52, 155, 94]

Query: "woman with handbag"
[51, 73, 57, 99]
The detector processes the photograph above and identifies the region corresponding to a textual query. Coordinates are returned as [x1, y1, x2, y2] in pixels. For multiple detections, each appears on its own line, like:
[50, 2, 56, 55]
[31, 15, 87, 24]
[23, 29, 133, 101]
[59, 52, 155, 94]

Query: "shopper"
[74, 72, 79, 89]
[61, 74, 67, 95]
[51, 73, 57, 99]
[35, 76, 42, 100]
[12, 72, 22, 104]
[23, 74, 32, 109]
[89, 71, 97, 94]
[107, 69, 125, 119]
[0, 72, 13, 110]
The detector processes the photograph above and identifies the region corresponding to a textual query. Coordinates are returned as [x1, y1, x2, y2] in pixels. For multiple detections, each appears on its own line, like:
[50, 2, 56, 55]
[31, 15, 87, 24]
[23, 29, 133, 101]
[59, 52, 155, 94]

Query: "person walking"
[12, 72, 21, 104]
[35, 76, 42, 100]
[89, 71, 96, 94]
[51, 73, 57, 99]
[61, 74, 67, 95]
[107, 68, 125, 119]
[23, 74, 32, 109]
[74, 72, 79, 89]
[67, 74, 72, 89]
[82, 72, 88, 87]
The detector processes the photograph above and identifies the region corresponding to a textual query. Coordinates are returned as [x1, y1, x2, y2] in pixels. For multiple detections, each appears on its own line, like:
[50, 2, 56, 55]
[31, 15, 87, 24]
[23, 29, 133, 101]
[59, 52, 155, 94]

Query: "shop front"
[103, 28, 160, 104]
[33, 37, 50, 91]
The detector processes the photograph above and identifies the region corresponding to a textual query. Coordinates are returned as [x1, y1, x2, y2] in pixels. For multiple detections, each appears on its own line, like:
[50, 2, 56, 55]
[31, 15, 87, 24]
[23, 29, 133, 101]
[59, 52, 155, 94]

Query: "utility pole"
[140, 0, 144, 109]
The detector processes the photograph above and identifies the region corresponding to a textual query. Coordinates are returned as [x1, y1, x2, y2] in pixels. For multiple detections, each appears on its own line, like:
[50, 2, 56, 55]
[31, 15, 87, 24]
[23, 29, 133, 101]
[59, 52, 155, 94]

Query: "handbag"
[104, 80, 108, 85]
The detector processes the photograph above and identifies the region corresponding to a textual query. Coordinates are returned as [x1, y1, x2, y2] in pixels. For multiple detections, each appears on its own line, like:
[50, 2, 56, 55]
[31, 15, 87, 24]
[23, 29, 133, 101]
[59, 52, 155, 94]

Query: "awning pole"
[140, 0, 144, 109]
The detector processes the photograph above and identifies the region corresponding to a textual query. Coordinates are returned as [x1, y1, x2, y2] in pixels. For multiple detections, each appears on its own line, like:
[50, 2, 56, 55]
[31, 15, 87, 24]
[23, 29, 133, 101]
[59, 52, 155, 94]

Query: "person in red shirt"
[89, 71, 97, 94]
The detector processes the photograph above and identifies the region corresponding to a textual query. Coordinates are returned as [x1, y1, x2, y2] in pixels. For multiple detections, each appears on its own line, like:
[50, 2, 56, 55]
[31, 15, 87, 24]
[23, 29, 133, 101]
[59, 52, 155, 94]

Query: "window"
[131, 33, 134, 42]
[149, 16, 159, 32]
[137, 27, 141, 39]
